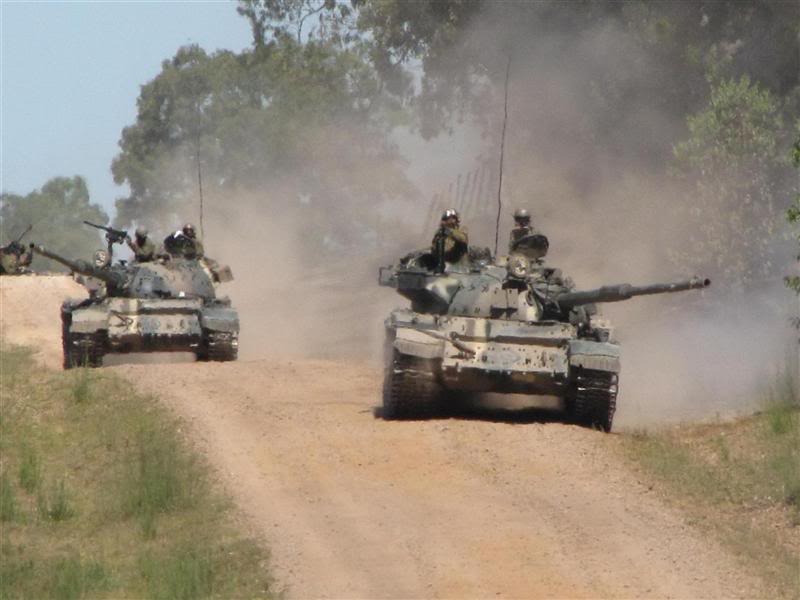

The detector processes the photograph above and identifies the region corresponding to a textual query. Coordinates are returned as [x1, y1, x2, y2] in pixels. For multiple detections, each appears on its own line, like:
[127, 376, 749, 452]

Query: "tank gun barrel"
[30, 244, 126, 287]
[555, 277, 710, 308]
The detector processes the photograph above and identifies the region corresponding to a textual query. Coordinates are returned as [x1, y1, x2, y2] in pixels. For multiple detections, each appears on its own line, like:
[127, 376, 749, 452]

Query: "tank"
[31, 244, 239, 368]
[378, 236, 710, 431]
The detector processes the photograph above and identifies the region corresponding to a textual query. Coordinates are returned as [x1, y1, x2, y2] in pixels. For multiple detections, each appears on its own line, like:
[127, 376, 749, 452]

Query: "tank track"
[382, 351, 443, 420]
[63, 332, 106, 369]
[568, 369, 618, 432]
[197, 332, 238, 362]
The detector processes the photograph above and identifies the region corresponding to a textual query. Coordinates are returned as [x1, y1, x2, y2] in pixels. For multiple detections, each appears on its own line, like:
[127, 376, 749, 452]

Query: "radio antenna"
[493, 55, 511, 257]
[195, 133, 205, 239]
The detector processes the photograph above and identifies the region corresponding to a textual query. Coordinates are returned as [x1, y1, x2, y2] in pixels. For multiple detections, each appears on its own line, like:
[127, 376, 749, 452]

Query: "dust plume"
[151, 4, 796, 427]
[407, 2, 799, 427]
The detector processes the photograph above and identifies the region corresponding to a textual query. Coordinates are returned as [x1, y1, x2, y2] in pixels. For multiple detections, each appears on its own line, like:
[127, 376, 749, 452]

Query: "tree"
[111, 39, 414, 256]
[0, 176, 109, 271]
[672, 74, 795, 288]
[787, 135, 800, 303]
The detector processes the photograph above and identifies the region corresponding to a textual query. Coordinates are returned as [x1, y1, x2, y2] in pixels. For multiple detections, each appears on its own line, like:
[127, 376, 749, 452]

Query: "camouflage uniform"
[508, 225, 535, 252]
[163, 231, 204, 259]
[187, 238, 204, 260]
[127, 236, 156, 262]
[432, 225, 469, 264]
[0, 243, 32, 275]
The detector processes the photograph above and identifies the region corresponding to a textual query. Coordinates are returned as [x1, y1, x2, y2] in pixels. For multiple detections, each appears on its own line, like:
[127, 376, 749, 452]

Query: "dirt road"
[1, 275, 767, 599]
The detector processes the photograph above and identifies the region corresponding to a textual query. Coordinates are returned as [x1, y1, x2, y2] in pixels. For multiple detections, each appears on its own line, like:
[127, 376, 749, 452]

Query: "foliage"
[786, 135, 800, 298]
[111, 36, 413, 255]
[243, 1, 800, 143]
[671, 75, 794, 288]
[0, 176, 108, 271]
[238, 0, 355, 47]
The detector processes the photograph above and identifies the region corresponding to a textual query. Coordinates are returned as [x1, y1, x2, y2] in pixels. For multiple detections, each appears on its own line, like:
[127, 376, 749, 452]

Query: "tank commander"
[509, 207, 535, 252]
[181, 223, 204, 259]
[163, 223, 204, 259]
[126, 227, 156, 262]
[431, 208, 469, 270]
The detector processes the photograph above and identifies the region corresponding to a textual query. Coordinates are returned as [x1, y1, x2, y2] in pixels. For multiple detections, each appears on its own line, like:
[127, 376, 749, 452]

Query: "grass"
[620, 365, 800, 599]
[0, 343, 276, 599]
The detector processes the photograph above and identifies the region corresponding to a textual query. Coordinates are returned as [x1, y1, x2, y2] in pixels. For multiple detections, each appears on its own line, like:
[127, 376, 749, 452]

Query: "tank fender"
[568, 339, 621, 373]
[68, 306, 109, 334]
[393, 327, 445, 360]
[200, 306, 239, 333]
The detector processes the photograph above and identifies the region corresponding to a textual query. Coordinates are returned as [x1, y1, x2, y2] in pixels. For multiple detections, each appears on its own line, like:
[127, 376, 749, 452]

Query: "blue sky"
[1, 0, 252, 214]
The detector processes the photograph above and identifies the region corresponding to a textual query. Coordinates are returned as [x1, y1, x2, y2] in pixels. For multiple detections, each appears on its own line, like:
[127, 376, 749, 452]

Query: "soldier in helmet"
[0, 241, 32, 275]
[509, 208, 535, 252]
[163, 223, 205, 259]
[126, 226, 156, 262]
[181, 223, 204, 259]
[431, 208, 469, 270]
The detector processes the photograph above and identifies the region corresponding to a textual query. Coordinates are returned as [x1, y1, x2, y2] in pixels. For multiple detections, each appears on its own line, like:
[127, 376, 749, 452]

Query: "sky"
[1, 0, 252, 215]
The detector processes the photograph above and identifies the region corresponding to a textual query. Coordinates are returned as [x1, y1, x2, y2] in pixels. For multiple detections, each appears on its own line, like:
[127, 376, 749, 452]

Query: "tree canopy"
[0, 176, 109, 271]
[111, 36, 413, 254]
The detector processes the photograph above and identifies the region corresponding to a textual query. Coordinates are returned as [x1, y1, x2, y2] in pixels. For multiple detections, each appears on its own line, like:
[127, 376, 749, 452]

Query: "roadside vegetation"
[621, 366, 800, 599]
[0, 343, 276, 600]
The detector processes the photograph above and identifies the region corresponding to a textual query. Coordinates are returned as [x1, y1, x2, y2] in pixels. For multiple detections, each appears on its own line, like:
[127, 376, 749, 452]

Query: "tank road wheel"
[382, 350, 443, 420]
[197, 332, 238, 362]
[63, 332, 106, 369]
[567, 369, 618, 432]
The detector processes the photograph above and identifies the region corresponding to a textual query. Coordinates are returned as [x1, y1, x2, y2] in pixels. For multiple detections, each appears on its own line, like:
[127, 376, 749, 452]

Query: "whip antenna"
[493, 55, 511, 257]
[195, 133, 205, 239]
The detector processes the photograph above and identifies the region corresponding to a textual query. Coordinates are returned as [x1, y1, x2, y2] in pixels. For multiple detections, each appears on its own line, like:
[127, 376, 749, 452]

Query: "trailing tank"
[378, 237, 709, 431]
[31, 244, 239, 368]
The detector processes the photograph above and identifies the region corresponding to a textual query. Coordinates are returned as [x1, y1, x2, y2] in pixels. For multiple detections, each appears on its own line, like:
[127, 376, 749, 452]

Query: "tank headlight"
[506, 256, 529, 279]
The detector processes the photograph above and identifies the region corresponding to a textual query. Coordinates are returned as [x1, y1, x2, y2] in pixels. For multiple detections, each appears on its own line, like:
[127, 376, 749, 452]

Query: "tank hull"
[384, 308, 619, 430]
[61, 296, 239, 366]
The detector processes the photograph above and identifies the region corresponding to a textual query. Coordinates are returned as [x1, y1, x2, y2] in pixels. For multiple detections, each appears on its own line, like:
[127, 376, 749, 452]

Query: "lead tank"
[31, 244, 239, 368]
[378, 235, 710, 431]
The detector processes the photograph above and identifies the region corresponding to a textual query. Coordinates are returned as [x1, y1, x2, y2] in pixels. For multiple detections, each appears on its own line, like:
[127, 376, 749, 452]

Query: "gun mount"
[31, 244, 238, 368]
[378, 247, 711, 432]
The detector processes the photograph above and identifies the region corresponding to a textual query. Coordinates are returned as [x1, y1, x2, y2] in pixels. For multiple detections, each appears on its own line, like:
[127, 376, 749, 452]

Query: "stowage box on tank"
[378, 235, 709, 432]
[31, 244, 239, 368]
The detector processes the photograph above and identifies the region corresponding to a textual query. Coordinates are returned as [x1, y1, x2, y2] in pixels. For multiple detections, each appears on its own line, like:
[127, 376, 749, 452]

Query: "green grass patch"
[18, 444, 42, 494]
[0, 471, 18, 523]
[620, 366, 800, 599]
[0, 343, 275, 599]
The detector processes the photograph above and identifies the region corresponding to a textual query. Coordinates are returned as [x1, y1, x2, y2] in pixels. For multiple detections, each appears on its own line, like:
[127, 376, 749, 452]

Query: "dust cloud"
[165, 4, 795, 428]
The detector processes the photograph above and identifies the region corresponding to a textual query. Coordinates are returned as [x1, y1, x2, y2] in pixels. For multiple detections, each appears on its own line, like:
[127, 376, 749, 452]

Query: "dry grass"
[620, 368, 800, 599]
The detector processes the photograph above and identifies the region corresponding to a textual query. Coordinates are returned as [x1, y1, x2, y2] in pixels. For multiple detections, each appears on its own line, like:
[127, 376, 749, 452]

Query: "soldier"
[126, 226, 156, 262]
[0, 241, 33, 275]
[181, 223, 204, 259]
[509, 208, 535, 252]
[431, 208, 469, 269]
[162, 223, 204, 259]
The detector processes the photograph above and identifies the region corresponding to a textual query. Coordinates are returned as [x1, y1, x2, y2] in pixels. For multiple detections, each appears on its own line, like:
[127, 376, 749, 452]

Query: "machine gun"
[83, 220, 128, 245]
